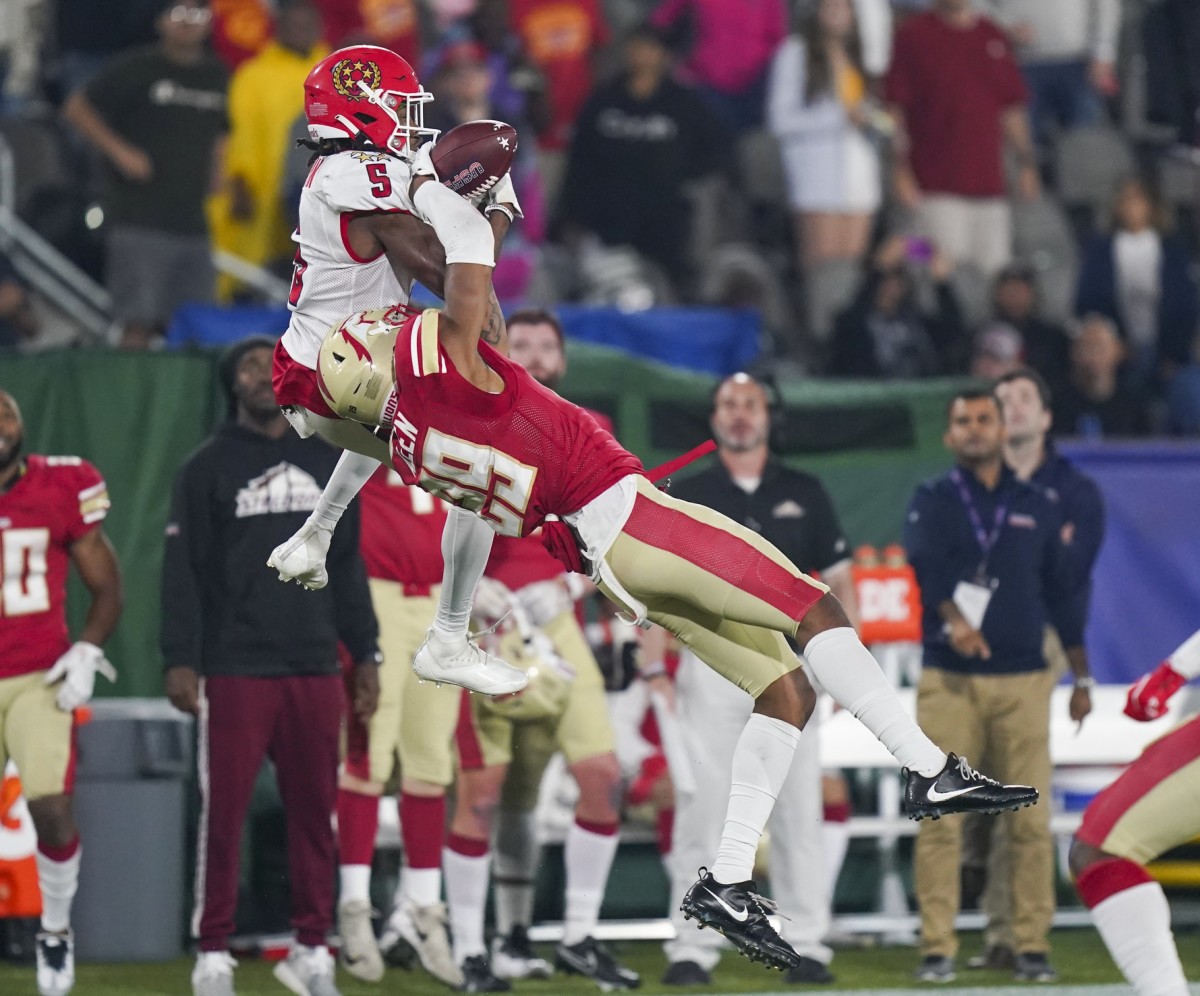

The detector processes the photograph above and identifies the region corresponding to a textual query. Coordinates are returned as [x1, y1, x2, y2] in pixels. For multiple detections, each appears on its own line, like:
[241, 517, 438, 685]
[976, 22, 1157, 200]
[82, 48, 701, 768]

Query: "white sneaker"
[267, 522, 333, 590]
[412, 629, 528, 695]
[273, 944, 342, 996]
[191, 951, 237, 996]
[379, 900, 463, 988]
[36, 930, 74, 996]
[337, 899, 384, 982]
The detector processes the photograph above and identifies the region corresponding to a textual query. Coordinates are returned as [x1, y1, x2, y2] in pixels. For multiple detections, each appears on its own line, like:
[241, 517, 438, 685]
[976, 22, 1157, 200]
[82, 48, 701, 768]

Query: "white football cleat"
[412, 629, 528, 695]
[337, 898, 384, 982]
[36, 930, 74, 996]
[191, 950, 237, 996]
[267, 522, 333, 590]
[273, 943, 342, 996]
[379, 900, 463, 988]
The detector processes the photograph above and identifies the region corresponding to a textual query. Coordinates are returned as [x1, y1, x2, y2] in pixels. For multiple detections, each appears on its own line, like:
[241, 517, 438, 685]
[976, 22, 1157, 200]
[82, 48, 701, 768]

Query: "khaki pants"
[915, 666, 1056, 958]
[911, 195, 1012, 278]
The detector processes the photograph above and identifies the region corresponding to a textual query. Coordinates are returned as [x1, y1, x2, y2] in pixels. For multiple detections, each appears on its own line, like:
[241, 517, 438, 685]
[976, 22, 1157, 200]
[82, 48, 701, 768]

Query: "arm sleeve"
[1042, 503, 1085, 650]
[159, 456, 214, 671]
[325, 497, 380, 662]
[412, 178, 495, 266]
[1168, 628, 1200, 680]
[767, 40, 847, 139]
[903, 485, 958, 609]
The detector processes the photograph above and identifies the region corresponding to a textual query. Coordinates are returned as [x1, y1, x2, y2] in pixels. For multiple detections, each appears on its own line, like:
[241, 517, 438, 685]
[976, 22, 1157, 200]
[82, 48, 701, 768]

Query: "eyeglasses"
[167, 5, 212, 25]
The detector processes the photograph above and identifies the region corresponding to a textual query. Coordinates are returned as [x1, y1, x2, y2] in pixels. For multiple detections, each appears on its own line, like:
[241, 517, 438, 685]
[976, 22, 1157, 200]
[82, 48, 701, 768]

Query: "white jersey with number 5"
[281, 148, 494, 369]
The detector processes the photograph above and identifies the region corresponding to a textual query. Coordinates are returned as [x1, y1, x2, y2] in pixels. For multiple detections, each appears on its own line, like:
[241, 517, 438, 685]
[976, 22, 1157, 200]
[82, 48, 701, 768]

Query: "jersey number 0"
[0, 528, 51, 617]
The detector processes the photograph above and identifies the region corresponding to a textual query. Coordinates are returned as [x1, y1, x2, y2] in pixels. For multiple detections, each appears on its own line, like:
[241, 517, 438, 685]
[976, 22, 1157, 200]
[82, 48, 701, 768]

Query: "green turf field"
[2, 929, 1198, 995]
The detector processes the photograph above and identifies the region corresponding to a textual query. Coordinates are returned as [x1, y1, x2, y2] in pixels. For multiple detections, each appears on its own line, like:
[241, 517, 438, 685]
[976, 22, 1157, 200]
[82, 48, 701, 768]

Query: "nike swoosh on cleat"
[704, 886, 750, 922]
[925, 784, 985, 803]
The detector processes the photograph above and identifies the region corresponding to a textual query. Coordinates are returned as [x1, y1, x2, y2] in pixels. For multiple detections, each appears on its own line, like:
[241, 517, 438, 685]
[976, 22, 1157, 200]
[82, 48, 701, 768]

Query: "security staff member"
[903, 387, 1092, 985]
[657, 372, 853, 987]
[162, 337, 380, 996]
[961, 368, 1105, 970]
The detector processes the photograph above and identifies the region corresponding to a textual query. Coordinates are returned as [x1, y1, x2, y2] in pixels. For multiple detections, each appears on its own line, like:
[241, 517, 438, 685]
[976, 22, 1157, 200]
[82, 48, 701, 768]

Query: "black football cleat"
[680, 868, 801, 972]
[459, 954, 511, 993]
[555, 936, 641, 991]
[904, 753, 1038, 820]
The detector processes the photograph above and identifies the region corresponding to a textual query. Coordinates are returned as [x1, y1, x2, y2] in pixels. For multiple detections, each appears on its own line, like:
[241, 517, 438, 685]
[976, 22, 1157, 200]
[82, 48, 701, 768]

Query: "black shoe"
[459, 954, 511, 992]
[904, 753, 1038, 820]
[966, 944, 1016, 970]
[661, 960, 712, 986]
[915, 955, 956, 983]
[784, 955, 834, 984]
[1013, 952, 1058, 982]
[680, 868, 802, 972]
[491, 925, 553, 980]
[555, 936, 641, 991]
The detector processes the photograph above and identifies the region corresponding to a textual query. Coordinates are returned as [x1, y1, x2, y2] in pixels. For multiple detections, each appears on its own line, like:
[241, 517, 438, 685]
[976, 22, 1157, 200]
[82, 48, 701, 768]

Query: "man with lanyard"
[903, 387, 1093, 984]
[959, 367, 1105, 971]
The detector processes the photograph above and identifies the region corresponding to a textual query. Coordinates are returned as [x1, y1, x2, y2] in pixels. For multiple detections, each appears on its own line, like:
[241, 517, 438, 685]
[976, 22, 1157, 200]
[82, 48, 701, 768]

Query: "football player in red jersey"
[1070, 628, 1200, 996]
[0, 390, 122, 996]
[312, 230, 1041, 970]
[444, 309, 638, 991]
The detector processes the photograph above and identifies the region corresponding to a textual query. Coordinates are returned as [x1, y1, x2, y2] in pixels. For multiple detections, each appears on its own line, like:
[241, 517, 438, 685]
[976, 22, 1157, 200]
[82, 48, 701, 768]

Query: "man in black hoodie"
[161, 336, 380, 996]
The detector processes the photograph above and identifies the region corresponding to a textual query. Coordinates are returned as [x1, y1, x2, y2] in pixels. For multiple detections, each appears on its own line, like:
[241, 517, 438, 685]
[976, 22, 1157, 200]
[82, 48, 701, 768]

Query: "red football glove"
[1124, 662, 1188, 722]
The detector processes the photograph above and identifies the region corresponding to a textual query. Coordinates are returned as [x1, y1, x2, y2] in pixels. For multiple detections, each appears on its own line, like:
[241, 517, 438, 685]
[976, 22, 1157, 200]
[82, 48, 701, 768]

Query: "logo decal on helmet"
[339, 327, 372, 363]
[332, 58, 382, 100]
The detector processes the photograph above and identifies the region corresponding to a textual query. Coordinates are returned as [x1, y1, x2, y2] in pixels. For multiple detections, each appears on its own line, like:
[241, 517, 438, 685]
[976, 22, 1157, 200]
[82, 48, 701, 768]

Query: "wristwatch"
[1073, 675, 1096, 690]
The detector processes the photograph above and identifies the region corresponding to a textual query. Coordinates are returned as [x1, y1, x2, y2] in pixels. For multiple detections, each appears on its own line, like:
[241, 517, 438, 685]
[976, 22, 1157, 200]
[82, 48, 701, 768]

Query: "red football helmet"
[303, 45, 437, 155]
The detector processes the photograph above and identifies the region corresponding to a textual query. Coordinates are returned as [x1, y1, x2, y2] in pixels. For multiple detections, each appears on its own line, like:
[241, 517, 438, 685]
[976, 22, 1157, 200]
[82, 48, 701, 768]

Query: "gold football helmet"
[316, 309, 401, 424]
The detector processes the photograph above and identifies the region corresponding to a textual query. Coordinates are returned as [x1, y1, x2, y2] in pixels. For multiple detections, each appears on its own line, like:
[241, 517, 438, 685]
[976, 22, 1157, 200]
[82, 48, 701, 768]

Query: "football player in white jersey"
[265, 44, 527, 697]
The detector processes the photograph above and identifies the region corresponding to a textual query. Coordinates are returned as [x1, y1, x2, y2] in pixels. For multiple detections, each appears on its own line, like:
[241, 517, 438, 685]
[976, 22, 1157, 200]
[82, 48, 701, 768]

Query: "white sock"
[339, 865, 371, 905]
[494, 809, 539, 936]
[1093, 882, 1189, 996]
[444, 845, 491, 962]
[308, 450, 379, 529]
[822, 823, 850, 900]
[804, 628, 945, 776]
[399, 866, 442, 908]
[710, 715, 799, 885]
[36, 844, 81, 934]
[434, 507, 494, 636]
[562, 821, 619, 945]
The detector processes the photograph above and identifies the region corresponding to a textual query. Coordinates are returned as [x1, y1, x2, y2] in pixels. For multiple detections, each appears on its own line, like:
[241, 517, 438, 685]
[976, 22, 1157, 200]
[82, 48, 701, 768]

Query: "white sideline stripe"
[700, 989, 1200, 996]
[190, 682, 210, 939]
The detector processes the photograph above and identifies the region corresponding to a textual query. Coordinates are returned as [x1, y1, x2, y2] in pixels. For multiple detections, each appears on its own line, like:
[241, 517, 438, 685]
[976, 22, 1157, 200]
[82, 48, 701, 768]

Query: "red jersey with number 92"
[389, 312, 643, 538]
[0, 456, 110, 677]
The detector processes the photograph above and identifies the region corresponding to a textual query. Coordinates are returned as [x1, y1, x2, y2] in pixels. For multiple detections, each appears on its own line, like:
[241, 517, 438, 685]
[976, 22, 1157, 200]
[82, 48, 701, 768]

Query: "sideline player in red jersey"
[335, 467, 462, 987]
[444, 309, 638, 991]
[0, 390, 122, 996]
[263, 43, 526, 696]
[1070, 628, 1200, 996]
[312, 226, 1040, 970]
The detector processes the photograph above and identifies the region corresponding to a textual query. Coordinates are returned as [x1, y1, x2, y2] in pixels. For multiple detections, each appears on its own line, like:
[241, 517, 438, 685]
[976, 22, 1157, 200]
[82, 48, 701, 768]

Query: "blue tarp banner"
[1059, 442, 1200, 684]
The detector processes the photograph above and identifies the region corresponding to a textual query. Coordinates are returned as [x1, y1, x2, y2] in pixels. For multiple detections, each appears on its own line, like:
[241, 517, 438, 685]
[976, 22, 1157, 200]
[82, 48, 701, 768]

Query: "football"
[433, 119, 518, 199]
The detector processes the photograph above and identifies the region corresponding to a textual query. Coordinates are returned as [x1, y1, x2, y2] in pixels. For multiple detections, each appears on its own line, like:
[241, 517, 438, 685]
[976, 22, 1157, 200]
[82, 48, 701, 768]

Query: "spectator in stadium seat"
[904, 387, 1093, 984]
[978, 0, 1120, 156]
[62, 0, 228, 349]
[766, 0, 883, 270]
[990, 262, 1071, 390]
[555, 23, 721, 297]
[650, 0, 788, 132]
[211, 0, 326, 288]
[885, 0, 1039, 278]
[1053, 313, 1150, 438]
[828, 234, 961, 378]
[161, 337, 380, 996]
[0, 249, 38, 349]
[1074, 173, 1199, 391]
[969, 322, 1025, 381]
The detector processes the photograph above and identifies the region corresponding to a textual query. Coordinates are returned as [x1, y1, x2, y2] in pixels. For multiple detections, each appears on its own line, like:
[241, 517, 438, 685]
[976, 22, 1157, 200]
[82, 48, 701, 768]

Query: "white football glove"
[473, 576, 517, 621]
[411, 141, 439, 180]
[44, 641, 117, 712]
[267, 522, 333, 590]
[516, 578, 572, 627]
[483, 172, 523, 219]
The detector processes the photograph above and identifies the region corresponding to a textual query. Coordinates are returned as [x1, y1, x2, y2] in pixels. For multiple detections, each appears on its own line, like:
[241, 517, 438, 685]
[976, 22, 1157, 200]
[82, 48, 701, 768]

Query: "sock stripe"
[1076, 857, 1155, 908]
[447, 832, 490, 858]
[574, 817, 618, 837]
[37, 836, 81, 863]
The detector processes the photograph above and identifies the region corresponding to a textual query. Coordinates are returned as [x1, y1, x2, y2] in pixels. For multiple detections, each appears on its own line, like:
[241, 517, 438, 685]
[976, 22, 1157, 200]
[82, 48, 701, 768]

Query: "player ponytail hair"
[296, 132, 386, 164]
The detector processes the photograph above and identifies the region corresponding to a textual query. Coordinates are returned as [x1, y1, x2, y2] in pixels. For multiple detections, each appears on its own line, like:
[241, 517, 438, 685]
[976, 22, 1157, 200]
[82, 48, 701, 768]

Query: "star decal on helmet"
[332, 57, 382, 99]
[348, 151, 388, 162]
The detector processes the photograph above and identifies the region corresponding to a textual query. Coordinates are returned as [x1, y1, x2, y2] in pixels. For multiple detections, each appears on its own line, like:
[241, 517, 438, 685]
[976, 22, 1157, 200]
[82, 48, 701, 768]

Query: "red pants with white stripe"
[193, 674, 342, 950]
